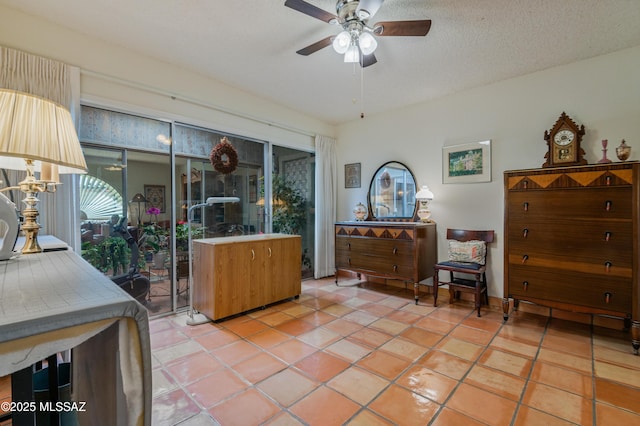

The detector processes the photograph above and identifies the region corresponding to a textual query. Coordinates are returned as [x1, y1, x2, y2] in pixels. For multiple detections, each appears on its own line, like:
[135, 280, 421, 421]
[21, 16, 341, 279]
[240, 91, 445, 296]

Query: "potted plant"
[81, 236, 131, 276]
[140, 223, 169, 266]
[175, 222, 206, 252]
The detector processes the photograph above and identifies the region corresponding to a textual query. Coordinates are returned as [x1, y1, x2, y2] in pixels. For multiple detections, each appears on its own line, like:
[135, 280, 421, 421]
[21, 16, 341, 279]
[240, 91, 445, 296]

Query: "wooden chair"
[434, 229, 494, 317]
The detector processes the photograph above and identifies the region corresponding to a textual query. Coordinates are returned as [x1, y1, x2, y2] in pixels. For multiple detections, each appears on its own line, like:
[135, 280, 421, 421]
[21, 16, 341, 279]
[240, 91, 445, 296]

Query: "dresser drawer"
[507, 266, 632, 313]
[506, 252, 632, 278]
[336, 237, 414, 276]
[507, 187, 632, 221]
[507, 219, 633, 267]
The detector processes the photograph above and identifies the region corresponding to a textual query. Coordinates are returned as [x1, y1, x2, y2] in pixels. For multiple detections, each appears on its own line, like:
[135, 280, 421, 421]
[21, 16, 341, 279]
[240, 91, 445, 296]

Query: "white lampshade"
[358, 32, 378, 55]
[332, 31, 351, 54]
[0, 89, 87, 174]
[344, 44, 360, 63]
[416, 185, 434, 201]
[0, 89, 88, 254]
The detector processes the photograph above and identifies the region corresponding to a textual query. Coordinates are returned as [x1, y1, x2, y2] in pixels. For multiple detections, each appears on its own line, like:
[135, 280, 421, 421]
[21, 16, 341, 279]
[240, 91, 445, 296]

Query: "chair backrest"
[446, 229, 494, 266]
[446, 229, 494, 244]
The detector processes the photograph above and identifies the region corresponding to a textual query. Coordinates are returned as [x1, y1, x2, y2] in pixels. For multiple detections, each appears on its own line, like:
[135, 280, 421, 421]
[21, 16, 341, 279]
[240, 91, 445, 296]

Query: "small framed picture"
[345, 163, 361, 188]
[442, 140, 492, 184]
[144, 184, 166, 213]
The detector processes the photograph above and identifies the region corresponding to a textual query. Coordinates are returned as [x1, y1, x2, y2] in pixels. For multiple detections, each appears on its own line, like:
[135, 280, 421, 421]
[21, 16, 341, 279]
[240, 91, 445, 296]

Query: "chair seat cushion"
[436, 261, 483, 271]
[447, 239, 487, 265]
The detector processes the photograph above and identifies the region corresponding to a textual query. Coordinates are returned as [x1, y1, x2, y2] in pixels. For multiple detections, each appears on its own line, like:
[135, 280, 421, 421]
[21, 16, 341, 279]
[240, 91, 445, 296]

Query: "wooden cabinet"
[335, 221, 437, 303]
[503, 163, 640, 353]
[193, 234, 301, 320]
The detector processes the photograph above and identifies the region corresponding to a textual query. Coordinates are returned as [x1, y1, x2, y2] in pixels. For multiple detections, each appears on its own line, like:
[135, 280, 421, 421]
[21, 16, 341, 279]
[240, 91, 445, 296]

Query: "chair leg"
[448, 271, 456, 304]
[433, 267, 439, 307]
[483, 273, 489, 305]
[475, 274, 482, 317]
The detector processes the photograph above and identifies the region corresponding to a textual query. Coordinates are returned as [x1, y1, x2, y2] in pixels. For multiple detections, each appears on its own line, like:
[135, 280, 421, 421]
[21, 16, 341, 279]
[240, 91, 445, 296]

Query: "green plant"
[270, 174, 307, 235]
[260, 174, 312, 272]
[141, 223, 168, 253]
[81, 236, 131, 276]
[175, 223, 206, 251]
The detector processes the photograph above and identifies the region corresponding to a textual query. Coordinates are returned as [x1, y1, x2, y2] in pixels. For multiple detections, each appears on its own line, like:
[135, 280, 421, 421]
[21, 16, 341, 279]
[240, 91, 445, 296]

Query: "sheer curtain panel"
[314, 134, 337, 278]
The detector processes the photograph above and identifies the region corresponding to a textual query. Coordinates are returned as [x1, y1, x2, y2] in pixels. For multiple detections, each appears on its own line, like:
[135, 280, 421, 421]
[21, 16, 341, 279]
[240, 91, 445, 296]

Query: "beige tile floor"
[150, 277, 640, 425]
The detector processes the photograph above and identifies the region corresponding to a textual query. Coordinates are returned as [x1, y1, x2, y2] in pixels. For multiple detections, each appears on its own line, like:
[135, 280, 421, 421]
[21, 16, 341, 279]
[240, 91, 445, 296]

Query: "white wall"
[337, 45, 640, 298]
[0, 4, 335, 150]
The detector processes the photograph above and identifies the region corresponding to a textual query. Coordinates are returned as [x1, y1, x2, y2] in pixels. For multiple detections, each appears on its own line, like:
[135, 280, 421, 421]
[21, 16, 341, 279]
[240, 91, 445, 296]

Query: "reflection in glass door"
[272, 146, 315, 279]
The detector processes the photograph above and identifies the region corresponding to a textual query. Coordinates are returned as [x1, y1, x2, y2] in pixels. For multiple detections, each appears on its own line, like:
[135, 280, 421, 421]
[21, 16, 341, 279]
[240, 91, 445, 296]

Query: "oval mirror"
[367, 161, 417, 221]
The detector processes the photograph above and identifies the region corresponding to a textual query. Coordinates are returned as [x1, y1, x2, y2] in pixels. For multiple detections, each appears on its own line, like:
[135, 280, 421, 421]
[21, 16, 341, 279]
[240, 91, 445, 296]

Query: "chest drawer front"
[507, 220, 633, 267]
[507, 252, 632, 279]
[336, 233, 418, 276]
[507, 266, 631, 313]
[336, 236, 415, 275]
[507, 187, 632, 221]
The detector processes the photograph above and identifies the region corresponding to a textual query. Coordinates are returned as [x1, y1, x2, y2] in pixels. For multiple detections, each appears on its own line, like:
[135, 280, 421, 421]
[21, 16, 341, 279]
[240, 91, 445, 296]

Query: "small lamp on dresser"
[415, 185, 434, 222]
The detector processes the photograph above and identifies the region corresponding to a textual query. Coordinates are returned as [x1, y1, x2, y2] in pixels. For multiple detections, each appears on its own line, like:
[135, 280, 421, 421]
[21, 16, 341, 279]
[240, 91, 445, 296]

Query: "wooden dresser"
[503, 163, 640, 353]
[193, 234, 301, 320]
[335, 221, 437, 304]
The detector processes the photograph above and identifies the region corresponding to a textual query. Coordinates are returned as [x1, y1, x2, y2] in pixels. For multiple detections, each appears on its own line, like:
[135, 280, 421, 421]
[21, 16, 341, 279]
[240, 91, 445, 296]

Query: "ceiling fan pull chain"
[360, 64, 365, 119]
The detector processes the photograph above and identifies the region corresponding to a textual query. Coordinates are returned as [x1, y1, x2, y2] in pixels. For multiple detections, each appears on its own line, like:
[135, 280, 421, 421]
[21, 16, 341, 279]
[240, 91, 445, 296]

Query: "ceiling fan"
[285, 0, 431, 67]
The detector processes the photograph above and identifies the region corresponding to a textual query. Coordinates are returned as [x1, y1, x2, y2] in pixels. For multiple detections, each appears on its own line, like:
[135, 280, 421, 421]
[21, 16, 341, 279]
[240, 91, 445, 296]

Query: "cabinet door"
[249, 241, 267, 310]
[215, 243, 252, 319]
[266, 237, 302, 303]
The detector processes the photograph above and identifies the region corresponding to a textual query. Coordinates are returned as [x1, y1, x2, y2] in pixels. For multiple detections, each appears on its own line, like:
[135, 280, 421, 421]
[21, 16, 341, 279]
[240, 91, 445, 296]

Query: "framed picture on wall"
[442, 140, 492, 184]
[144, 184, 166, 213]
[345, 163, 361, 188]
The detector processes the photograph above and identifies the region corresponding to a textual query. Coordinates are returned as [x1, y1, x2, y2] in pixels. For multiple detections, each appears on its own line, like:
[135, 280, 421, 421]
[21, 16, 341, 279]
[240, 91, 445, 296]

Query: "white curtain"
[0, 45, 82, 250]
[314, 134, 337, 278]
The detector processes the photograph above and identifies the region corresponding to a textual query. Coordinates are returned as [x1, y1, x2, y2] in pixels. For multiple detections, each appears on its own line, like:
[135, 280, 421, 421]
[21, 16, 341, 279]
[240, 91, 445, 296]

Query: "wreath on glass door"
[209, 136, 238, 174]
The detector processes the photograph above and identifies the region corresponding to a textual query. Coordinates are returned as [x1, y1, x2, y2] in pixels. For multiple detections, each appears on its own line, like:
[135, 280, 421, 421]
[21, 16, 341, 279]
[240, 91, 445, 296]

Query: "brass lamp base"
[20, 205, 42, 254]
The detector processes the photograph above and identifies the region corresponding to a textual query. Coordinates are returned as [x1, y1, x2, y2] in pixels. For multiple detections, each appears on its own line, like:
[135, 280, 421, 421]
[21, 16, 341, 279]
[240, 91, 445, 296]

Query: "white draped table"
[0, 243, 151, 425]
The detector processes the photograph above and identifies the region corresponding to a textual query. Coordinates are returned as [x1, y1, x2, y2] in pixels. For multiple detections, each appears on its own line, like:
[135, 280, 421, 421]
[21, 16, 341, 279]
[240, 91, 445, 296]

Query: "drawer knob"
[605, 261, 612, 272]
[251, 249, 255, 260]
[523, 202, 529, 212]
[348, 258, 351, 266]
[605, 231, 611, 242]
[523, 180, 528, 189]
[604, 292, 612, 304]
[606, 176, 612, 186]
[522, 254, 529, 264]
[605, 200, 612, 211]
[348, 243, 351, 250]
[523, 228, 529, 238]
[393, 265, 398, 272]
[392, 247, 398, 255]
[522, 281, 528, 291]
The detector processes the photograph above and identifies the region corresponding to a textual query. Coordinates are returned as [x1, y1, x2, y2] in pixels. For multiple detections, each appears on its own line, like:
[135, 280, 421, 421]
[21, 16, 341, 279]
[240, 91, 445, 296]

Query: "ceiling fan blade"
[296, 36, 334, 56]
[360, 52, 377, 68]
[284, 0, 338, 23]
[356, 0, 385, 19]
[373, 20, 432, 36]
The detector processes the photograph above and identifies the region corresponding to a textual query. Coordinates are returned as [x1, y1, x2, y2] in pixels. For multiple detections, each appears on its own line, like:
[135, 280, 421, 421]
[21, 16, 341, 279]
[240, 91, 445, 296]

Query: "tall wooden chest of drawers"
[335, 221, 437, 303]
[503, 163, 640, 353]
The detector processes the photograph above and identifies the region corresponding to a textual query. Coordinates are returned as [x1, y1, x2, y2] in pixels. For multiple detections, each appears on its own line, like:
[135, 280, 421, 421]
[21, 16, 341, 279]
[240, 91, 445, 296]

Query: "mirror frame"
[366, 161, 418, 222]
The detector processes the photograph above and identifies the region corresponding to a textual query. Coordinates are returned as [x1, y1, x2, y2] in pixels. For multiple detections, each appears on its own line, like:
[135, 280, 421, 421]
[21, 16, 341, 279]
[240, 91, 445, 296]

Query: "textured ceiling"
[2, 0, 639, 125]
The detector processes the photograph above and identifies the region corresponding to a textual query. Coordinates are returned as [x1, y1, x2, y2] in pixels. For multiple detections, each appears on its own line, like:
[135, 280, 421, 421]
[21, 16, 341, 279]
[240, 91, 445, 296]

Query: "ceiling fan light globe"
[358, 32, 377, 55]
[332, 31, 351, 54]
[344, 44, 360, 63]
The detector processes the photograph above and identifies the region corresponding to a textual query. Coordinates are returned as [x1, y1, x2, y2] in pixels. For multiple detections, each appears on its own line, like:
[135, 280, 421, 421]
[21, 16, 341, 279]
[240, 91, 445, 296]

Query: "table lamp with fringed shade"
[0, 89, 87, 254]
